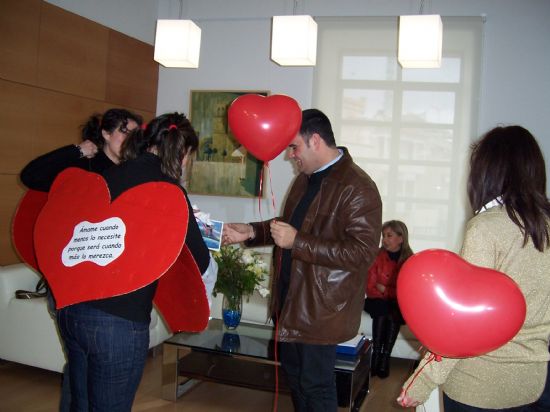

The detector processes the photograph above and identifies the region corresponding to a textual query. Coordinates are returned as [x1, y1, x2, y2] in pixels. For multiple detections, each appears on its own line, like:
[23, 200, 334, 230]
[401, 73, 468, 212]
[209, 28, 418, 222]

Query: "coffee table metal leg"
[161, 343, 179, 400]
[162, 344, 199, 400]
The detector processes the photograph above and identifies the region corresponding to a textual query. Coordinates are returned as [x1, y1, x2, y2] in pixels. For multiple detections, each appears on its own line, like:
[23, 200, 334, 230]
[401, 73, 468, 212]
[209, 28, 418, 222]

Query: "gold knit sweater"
[403, 206, 550, 408]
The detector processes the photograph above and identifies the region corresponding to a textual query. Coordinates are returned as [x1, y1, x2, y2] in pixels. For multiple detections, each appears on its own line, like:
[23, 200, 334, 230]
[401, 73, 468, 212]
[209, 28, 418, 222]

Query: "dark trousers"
[443, 393, 543, 412]
[279, 341, 338, 412]
[531, 343, 550, 411]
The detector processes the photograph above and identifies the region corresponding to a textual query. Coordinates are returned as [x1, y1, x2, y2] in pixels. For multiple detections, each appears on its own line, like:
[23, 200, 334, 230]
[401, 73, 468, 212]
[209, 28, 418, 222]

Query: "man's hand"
[223, 223, 254, 245]
[376, 283, 386, 294]
[270, 220, 297, 249]
[397, 389, 421, 408]
[78, 140, 99, 158]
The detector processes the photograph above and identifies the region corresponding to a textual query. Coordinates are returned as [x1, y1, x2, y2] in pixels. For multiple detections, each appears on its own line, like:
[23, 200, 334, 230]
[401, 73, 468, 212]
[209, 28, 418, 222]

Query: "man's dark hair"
[299, 109, 336, 147]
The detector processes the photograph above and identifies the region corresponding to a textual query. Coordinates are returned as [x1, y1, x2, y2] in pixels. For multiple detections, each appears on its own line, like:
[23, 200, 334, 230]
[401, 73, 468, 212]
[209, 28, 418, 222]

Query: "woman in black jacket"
[57, 112, 210, 412]
[19, 107, 142, 412]
[21, 108, 143, 191]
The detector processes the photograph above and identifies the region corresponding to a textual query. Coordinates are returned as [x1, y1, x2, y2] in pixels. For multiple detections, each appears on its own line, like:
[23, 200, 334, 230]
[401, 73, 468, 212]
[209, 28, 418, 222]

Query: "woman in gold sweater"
[398, 125, 550, 411]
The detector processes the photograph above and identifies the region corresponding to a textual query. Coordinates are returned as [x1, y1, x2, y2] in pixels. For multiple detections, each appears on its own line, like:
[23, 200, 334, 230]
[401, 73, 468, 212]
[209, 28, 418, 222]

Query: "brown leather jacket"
[248, 148, 382, 344]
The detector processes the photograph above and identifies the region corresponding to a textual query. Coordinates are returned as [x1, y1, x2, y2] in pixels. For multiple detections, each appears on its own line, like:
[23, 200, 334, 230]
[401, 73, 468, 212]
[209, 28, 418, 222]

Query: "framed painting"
[187, 90, 269, 197]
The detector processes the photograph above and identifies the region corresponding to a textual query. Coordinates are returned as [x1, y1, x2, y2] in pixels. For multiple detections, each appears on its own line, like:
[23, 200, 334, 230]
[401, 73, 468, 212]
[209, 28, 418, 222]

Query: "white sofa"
[0, 263, 172, 373]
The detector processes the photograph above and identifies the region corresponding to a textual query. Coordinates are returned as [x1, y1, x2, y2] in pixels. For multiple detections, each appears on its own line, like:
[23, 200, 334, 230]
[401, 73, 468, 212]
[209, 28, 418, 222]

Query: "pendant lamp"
[271, 15, 317, 66]
[154, 19, 201, 68]
[398, 14, 443, 69]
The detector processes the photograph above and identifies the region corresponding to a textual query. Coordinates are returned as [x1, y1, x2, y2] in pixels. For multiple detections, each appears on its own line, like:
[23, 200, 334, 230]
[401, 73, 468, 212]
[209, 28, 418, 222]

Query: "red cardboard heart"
[12, 189, 48, 271]
[397, 249, 526, 357]
[154, 245, 209, 332]
[228, 94, 302, 162]
[34, 168, 188, 308]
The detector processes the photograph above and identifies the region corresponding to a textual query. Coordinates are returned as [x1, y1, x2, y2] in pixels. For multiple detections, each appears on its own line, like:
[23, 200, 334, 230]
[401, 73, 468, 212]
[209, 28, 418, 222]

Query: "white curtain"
[313, 16, 483, 253]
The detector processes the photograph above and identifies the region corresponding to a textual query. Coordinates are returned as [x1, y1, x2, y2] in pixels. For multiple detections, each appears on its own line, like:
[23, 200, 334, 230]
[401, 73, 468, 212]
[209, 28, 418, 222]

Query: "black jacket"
[88, 152, 210, 323]
[21, 145, 114, 191]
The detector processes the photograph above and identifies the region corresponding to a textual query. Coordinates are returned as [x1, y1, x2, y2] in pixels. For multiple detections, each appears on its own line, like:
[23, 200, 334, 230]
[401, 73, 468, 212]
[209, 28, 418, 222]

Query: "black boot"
[377, 351, 391, 379]
[370, 317, 384, 377]
[377, 317, 401, 379]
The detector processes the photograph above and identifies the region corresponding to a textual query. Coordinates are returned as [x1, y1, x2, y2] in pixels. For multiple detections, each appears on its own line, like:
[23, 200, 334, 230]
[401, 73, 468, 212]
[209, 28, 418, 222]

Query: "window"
[314, 17, 483, 252]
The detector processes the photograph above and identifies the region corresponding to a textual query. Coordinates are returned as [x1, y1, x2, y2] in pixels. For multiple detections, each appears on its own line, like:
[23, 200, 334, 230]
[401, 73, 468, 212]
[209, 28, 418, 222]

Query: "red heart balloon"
[12, 189, 48, 271]
[397, 249, 526, 358]
[34, 168, 189, 308]
[228, 94, 302, 162]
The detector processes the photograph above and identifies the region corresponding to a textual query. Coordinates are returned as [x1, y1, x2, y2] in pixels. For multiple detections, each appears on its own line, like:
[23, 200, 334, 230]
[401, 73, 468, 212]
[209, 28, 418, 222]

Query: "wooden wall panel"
[0, 80, 38, 174]
[33, 90, 105, 157]
[0, 1, 159, 266]
[0, 0, 41, 85]
[37, 2, 109, 100]
[0, 175, 26, 265]
[106, 31, 159, 113]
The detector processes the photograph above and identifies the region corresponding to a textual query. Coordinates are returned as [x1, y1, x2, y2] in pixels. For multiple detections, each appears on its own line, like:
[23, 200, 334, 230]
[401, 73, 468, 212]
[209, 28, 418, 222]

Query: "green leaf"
[212, 246, 268, 301]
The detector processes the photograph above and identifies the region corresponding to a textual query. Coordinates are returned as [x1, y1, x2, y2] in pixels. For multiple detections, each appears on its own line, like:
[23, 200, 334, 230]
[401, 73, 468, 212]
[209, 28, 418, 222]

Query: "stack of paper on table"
[336, 334, 367, 355]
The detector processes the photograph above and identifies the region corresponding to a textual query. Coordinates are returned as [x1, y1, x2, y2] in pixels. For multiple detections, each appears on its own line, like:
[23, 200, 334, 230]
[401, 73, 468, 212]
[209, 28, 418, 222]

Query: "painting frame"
[187, 90, 270, 197]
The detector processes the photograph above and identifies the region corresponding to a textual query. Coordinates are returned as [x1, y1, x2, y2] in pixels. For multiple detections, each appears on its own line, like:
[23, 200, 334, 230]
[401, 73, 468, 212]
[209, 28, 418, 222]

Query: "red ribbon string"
[403, 351, 440, 397]
[258, 164, 264, 217]
[257, 162, 278, 219]
[267, 161, 277, 213]
[272, 250, 283, 412]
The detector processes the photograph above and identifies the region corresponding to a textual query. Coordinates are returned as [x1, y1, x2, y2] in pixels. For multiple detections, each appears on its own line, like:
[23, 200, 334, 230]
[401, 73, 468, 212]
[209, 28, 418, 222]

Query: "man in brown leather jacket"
[224, 108, 382, 411]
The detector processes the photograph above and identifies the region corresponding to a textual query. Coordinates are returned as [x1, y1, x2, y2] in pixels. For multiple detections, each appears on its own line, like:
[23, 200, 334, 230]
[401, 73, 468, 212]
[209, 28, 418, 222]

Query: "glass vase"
[221, 332, 241, 353]
[222, 294, 242, 329]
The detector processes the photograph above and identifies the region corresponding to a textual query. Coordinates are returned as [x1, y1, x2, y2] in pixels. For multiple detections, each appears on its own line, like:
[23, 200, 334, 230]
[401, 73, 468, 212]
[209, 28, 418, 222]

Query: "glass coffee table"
[161, 318, 371, 411]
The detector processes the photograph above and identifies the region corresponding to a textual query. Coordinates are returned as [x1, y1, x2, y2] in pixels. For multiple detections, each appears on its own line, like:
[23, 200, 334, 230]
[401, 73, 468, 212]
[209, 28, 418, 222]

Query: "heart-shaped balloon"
[228, 94, 302, 162]
[397, 249, 526, 358]
[12, 189, 48, 271]
[34, 168, 188, 308]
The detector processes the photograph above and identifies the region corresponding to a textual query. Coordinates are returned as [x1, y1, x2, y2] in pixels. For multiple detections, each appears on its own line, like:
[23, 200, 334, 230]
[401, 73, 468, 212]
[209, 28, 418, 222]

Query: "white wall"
[45, 0, 550, 224]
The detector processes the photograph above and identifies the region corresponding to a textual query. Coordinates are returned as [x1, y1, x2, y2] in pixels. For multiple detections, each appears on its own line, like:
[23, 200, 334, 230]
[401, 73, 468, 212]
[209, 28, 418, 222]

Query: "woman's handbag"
[15, 278, 48, 299]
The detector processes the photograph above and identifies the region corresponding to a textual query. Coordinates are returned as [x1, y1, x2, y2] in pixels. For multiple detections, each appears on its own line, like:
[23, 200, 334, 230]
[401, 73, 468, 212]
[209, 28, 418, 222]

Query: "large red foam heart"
[228, 94, 302, 162]
[397, 249, 526, 358]
[154, 245, 209, 332]
[34, 168, 188, 308]
[12, 189, 48, 271]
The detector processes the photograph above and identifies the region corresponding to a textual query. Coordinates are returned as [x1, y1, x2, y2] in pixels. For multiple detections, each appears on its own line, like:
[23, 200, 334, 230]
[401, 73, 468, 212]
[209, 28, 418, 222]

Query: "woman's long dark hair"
[120, 112, 198, 180]
[81, 108, 143, 149]
[467, 125, 550, 251]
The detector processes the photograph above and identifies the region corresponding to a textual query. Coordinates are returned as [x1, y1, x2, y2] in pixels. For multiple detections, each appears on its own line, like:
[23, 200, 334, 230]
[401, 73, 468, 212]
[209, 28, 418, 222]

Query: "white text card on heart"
[61, 217, 126, 267]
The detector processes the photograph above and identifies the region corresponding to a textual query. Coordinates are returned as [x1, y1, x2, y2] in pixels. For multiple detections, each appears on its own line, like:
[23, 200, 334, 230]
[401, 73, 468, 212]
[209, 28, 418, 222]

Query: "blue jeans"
[47, 289, 71, 412]
[279, 342, 338, 412]
[57, 303, 149, 412]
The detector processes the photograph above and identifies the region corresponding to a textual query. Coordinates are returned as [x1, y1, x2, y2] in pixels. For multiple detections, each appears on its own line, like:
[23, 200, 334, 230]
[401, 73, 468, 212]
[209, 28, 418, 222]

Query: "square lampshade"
[398, 15, 443, 69]
[271, 15, 317, 66]
[154, 19, 201, 68]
